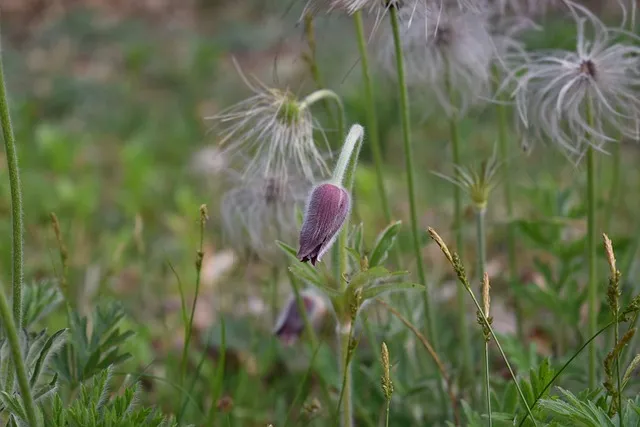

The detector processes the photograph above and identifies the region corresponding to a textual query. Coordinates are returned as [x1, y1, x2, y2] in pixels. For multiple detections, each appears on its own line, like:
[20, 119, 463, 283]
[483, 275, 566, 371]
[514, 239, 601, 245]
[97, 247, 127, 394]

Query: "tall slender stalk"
[0, 34, 39, 426]
[585, 96, 598, 389]
[476, 210, 492, 426]
[494, 79, 523, 341]
[337, 322, 355, 427]
[388, 7, 448, 417]
[444, 62, 472, 388]
[352, 12, 392, 227]
[0, 33, 24, 326]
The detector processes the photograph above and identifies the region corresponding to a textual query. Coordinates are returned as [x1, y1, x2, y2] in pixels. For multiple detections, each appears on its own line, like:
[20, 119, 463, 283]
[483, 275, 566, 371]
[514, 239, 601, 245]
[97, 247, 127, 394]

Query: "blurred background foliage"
[1, 0, 640, 425]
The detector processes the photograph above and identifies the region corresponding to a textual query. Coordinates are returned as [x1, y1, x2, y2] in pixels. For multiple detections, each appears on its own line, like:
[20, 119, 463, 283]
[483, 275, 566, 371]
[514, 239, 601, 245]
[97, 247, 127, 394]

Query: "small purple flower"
[273, 290, 326, 345]
[297, 183, 351, 265]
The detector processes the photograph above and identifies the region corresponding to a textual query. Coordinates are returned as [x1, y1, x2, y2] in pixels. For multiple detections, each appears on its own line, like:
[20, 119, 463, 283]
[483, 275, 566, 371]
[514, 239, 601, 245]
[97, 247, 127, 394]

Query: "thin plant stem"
[605, 140, 621, 232]
[429, 228, 537, 426]
[376, 298, 460, 425]
[476, 209, 491, 426]
[336, 322, 355, 427]
[467, 284, 537, 426]
[586, 128, 598, 389]
[0, 33, 24, 326]
[389, 7, 448, 417]
[518, 320, 616, 426]
[385, 400, 390, 427]
[334, 125, 364, 427]
[303, 13, 337, 132]
[483, 344, 492, 426]
[283, 344, 322, 427]
[179, 205, 208, 419]
[445, 61, 473, 390]
[494, 79, 524, 341]
[352, 12, 393, 228]
[0, 289, 39, 426]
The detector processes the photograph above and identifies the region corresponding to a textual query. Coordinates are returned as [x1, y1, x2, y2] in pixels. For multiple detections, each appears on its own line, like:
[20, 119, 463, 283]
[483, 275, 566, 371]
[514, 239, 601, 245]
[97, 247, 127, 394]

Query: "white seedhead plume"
[511, 1, 640, 158]
[380, 4, 495, 115]
[208, 59, 335, 183]
[220, 159, 311, 262]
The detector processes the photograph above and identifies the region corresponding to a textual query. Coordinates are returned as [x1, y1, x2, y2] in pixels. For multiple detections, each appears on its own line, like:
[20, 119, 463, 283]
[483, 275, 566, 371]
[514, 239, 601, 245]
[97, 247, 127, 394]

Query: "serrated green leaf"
[363, 282, 424, 300]
[369, 221, 402, 267]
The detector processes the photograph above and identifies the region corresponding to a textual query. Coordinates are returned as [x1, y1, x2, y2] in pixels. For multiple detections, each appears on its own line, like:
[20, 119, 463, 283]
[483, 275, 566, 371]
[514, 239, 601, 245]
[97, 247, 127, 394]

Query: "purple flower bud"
[297, 183, 351, 265]
[273, 290, 326, 345]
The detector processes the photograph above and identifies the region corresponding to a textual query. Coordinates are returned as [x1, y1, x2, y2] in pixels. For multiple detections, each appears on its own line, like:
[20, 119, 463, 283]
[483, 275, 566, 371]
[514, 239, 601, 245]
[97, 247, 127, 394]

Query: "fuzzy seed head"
[221, 161, 311, 262]
[511, 3, 640, 159]
[209, 66, 330, 183]
[380, 5, 495, 116]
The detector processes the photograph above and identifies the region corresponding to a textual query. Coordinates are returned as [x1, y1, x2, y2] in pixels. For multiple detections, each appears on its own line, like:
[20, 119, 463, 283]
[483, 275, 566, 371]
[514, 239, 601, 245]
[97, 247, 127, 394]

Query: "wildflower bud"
[381, 342, 393, 401]
[297, 183, 351, 265]
[273, 290, 326, 345]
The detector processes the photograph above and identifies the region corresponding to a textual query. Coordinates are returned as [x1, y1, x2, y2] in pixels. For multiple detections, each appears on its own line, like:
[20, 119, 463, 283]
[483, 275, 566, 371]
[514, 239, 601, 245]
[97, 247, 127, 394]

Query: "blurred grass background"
[1, 0, 640, 425]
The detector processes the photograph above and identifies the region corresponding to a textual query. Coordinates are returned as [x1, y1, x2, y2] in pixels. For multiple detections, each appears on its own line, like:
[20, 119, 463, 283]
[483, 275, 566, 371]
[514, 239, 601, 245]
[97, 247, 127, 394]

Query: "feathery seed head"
[511, 3, 640, 158]
[209, 63, 330, 183]
[381, 5, 495, 115]
[221, 161, 311, 262]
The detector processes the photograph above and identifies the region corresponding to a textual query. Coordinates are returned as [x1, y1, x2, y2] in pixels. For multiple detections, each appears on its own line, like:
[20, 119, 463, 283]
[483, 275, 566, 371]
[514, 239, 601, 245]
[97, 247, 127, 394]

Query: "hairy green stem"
[0, 289, 38, 426]
[337, 323, 355, 427]
[389, 7, 448, 417]
[0, 34, 24, 326]
[494, 83, 524, 342]
[586, 129, 598, 389]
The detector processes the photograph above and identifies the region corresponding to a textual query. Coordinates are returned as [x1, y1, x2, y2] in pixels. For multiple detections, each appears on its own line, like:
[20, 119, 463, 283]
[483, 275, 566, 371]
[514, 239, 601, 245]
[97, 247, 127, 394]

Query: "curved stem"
[0, 34, 24, 326]
[389, 6, 448, 417]
[0, 289, 38, 426]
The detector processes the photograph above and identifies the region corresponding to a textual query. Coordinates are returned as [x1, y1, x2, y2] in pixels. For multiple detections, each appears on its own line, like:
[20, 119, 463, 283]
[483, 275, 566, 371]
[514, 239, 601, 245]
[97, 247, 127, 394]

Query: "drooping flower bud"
[297, 183, 351, 265]
[273, 290, 326, 345]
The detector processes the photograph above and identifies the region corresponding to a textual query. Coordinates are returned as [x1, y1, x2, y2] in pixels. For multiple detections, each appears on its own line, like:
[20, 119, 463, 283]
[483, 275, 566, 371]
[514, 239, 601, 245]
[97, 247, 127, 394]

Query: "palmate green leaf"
[368, 220, 401, 267]
[362, 282, 423, 300]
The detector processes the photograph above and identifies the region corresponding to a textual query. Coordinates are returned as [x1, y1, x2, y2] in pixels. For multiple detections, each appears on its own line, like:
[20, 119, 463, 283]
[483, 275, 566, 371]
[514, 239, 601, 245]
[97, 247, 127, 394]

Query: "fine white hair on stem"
[207, 59, 330, 183]
[220, 159, 311, 262]
[510, 1, 640, 159]
[379, 4, 495, 116]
